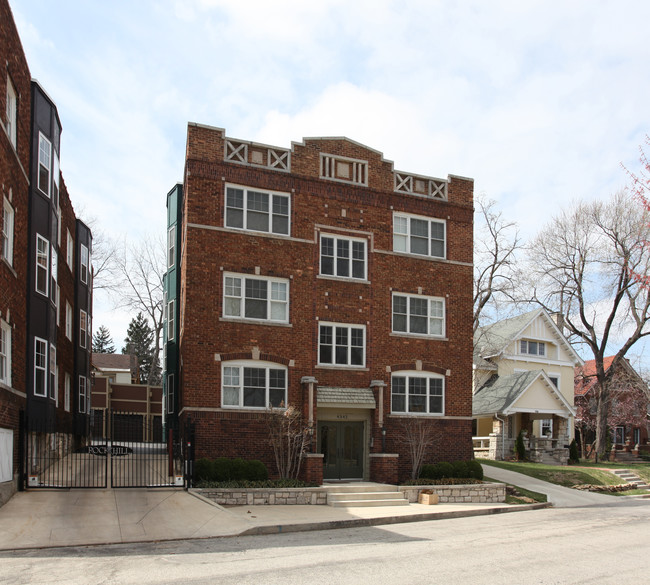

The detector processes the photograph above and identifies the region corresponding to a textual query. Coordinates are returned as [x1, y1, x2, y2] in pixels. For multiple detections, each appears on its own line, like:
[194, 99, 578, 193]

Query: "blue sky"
[10, 0, 650, 363]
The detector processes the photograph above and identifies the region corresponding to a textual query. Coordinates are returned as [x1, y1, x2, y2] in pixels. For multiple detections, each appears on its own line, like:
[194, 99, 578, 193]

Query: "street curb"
[237, 502, 552, 536]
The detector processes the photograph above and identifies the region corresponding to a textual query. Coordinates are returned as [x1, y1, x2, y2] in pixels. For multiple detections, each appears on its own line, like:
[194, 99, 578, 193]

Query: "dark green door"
[318, 421, 364, 480]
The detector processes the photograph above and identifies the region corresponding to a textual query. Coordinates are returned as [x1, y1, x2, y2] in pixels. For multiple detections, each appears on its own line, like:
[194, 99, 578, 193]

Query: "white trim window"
[65, 301, 73, 340]
[167, 225, 176, 268]
[222, 361, 287, 409]
[393, 213, 446, 259]
[2, 197, 14, 265]
[6, 75, 17, 148]
[223, 273, 289, 323]
[167, 300, 175, 341]
[35, 234, 49, 296]
[38, 133, 52, 197]
[225, 185, 290, 236]
[80, 310, 87, 349]
[64, 372, 71, 412]
[320, 234, 367, 280]
[318, 322, 365, 367]
[167, 373, 175, 414]
[34, 337, 47, 397]
[49, 345, 56, 400]
[79, 376, 88, 414]
[80, 244, 89, 285]
[392, 293, 445, 337]
[50, 245, 58, 303]
[541, 419, 552, 437]
[66, 230, 73, 270]
[52, 153, 60, 209]
[0, 320, 10, 386]
[391, 372, 445, 415]
[520, 340, 545, 356]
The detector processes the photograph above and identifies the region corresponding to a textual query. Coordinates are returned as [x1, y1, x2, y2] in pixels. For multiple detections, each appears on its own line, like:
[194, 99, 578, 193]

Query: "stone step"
[328, 496, 410, 507]
[327, 486, 409, 507]
[323, 483, 399, 494]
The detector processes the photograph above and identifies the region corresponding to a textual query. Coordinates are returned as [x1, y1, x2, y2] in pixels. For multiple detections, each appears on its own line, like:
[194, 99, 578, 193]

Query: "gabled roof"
[574, 356, 645, 397]
[92, 353, 132, 372]
[474, 308, 583, 366]
[473, 369, 576, 417]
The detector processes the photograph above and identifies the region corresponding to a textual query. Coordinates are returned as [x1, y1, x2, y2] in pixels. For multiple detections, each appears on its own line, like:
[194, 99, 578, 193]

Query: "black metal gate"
[23, 411, 193, 489]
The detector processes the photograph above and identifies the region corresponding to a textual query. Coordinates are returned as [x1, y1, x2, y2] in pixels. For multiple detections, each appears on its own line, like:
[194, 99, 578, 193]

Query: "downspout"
[495, 413, 506, 460]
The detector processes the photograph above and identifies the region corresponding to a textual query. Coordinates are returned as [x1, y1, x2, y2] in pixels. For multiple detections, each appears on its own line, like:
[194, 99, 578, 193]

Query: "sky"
[10, 0, 650, 366]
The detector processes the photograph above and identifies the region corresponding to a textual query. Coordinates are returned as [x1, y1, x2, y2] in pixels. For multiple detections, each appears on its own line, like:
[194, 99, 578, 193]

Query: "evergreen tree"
[122, 312, 160, 384]
[92, 325, 116, 353]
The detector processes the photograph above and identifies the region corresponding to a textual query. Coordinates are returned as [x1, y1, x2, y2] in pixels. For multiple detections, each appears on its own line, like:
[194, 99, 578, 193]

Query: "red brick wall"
[180, 124, 474, 479]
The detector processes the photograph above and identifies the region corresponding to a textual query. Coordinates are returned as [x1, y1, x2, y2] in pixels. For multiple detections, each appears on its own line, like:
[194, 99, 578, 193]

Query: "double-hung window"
[35, 234, 49, 296]
[225, 185, 290, 235]
[79, 376, 88, 414]
[50, 245, 58, 303]
[167, 374, 175, 414]
[38, 133, 52, 197]
[168, 225, 176, 268]
[66, 230, 74, 270]
[0, 320, 10, 386]
[222, 361, 287, 409]
[223, 273, 289, 323]
[520, 340, 545, 356]
[393, 213, 446, 259]
[80, 244, 89, 285]
[392, 293, 445, 337]
[34, 337, 47, 397]
[65, 301, 73, 340]
[64, 373, 71, 412]
[49, 345, 56, 400]
[2, 197, 13, 265]
[6, 76, 17, 148]
[80, 310, 87, 349]
[320, 234, 367, 280]
[167, 300, 175, 340]
[391, 372, 444, 415]
[318, 323, 365, 367]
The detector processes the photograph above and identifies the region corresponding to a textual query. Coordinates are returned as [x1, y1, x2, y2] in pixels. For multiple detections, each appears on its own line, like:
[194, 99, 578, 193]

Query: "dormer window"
[520, 340, 545, 356]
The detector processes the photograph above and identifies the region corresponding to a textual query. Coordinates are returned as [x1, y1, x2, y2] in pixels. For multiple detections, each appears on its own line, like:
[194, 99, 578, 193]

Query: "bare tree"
[77, 215, 119, 292]
[395, 418, 441, 480]
[473, 194, 522, 333]
[111, 234, 165, 385]
[266, 405, 309, 479]
[528, 190, 650, 456]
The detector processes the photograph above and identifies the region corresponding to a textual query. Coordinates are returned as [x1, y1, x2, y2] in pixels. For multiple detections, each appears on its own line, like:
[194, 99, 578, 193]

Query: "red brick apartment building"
[1, 0, 92, 501]
[172, 123, 474, 483]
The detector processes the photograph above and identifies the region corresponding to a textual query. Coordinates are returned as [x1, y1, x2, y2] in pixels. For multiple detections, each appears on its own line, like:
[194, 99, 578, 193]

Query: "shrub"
[195, 458, 213, 482]
[569, 439, 580, 464]
[244, 459, 269, 481]
[419, 464, 439, 480]
[515, 431, 527, 461]
[195, 457, 268, 482]
[435, 462, 455, 478]
[451, 460, 468, 479]
[465, 459, 484, 480]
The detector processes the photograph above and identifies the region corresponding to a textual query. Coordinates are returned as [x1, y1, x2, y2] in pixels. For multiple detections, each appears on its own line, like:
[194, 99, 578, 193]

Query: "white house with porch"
[473, 309, 583, 464]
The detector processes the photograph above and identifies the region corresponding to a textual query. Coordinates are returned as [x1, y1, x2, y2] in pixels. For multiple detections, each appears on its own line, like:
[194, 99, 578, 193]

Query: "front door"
[318, 421, 364, 480]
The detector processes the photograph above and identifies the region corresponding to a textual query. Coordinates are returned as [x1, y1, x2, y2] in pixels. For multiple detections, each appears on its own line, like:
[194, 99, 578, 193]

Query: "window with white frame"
[35, 234, 49, 296]
[167, 300, 175, 340]
[66, 230, 73, 270]
[38, 133, 52, 197]
[548, 375, 559, 388]
[392, 293, 445, 337]
[222, 361, 287, 409]
[225, 185, 290, 236]
[80, 310, 87, 349]
[393, 213, 446, 259]
[520, 340, 545, 356]
[65, 301, 72, 340]
[541, 419, 552, 437]
[320, 234, 367, 280]
[6, 76, 17, 148]
[167, 373, 174, 414]
[79, 376, 88, 414]
[34, 337, 47, 396]
[391, 372, 445, 415]
[49, 345, 56, 400]
[168, 225, 176, 268]
[50, 245, 58, 303]
[318, 322, 365, 367]
[2, 197, 14, 265]
[0, 320, 10, 386]
[64, 373, 71, 412]
[52, 153, 60, 209]
[56, 285, 60, 325]
[80, 244, 89, 284]
[223, 273, 289, 323]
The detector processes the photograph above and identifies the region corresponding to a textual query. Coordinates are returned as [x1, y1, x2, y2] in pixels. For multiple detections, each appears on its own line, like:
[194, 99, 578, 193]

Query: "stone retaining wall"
[400, 482, 505, 503]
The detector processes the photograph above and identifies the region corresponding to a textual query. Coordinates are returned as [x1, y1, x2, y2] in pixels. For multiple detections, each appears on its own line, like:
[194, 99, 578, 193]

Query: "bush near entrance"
[419, 459, 484, 481]
[195, 457, 268, 483]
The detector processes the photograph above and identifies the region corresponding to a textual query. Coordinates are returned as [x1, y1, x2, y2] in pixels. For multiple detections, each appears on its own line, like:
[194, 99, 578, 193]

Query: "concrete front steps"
[325, 483, 409, 507]
[612, 469, 650, 490]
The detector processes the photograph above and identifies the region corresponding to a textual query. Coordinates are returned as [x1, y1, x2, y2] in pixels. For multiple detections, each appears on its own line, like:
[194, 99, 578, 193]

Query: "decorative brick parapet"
[369, 453, 399, 484]
[399, 482, 506, 504]
[194, 487, 328, 506]
[300, 453, 324, 485]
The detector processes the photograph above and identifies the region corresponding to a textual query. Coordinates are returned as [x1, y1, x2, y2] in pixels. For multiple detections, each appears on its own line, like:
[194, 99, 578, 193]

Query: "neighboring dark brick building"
[168, 123, 474, 483]
[1, 0, 92, 499]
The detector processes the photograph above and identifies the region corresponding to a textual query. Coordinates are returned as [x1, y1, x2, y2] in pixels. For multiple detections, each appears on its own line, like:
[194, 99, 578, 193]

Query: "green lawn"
[481, 459, 629, 488]
[574, 461, 650, 484]
[483, 477, 548, 505]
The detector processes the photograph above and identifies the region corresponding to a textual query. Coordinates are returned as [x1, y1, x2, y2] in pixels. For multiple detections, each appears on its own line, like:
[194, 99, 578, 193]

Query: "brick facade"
[175, 124, 474, 484]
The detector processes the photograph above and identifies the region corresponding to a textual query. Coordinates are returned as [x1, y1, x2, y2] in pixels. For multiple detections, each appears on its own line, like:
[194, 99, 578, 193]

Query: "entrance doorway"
[318, 421, 364, 480]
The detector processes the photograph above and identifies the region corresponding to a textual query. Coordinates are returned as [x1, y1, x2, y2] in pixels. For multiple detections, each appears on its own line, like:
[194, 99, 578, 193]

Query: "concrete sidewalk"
[0, 487, 542, 551]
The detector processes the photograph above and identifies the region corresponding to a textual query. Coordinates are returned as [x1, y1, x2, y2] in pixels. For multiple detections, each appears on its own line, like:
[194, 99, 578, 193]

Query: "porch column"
[301, 376, 318, 452]
[370, 380, 387, 452]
